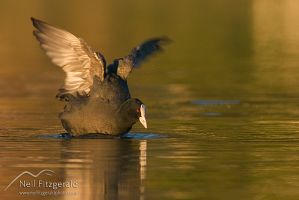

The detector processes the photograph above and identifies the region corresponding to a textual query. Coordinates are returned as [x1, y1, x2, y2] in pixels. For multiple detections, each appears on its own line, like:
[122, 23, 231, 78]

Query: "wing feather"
[116, 37, 171, 79]
[31, 17, 106, 100]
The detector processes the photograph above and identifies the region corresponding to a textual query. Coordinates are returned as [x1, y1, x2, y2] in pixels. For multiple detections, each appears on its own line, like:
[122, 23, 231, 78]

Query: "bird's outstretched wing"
[31, 17, 106, 100]
[115, 37, 171, 80]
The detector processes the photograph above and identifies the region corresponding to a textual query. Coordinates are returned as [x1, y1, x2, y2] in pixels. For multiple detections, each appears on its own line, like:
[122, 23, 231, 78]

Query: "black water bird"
[31, 17, 170, 136]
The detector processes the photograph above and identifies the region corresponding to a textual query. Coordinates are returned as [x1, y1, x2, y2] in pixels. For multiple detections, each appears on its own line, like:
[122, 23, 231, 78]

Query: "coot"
[31, 17, 170, 136]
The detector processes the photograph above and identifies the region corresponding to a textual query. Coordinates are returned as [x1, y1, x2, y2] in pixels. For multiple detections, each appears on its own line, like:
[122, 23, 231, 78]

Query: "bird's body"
[60, 74, 131, 136]
[31, 17, 170, 136]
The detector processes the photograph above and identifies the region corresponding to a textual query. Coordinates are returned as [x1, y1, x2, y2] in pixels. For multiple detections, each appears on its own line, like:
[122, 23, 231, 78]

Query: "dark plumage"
[31, 17, 170, 136]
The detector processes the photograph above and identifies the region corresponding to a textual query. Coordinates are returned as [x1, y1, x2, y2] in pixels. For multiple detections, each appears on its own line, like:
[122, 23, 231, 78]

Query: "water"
[1, 0, 299, 199]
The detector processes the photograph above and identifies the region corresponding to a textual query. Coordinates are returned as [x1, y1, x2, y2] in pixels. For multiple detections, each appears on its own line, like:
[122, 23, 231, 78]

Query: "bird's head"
[119, 98, 147, 129]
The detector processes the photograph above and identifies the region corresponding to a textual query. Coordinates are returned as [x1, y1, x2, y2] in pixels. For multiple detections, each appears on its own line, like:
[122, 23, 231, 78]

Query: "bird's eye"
[136, 109, 140, 113]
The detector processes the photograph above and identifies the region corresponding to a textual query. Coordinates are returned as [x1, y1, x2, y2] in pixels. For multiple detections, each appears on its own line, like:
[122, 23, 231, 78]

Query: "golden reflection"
[139, 140, 147, 200]
[252, 0, 299, 92]
[0, 139, 144, 200]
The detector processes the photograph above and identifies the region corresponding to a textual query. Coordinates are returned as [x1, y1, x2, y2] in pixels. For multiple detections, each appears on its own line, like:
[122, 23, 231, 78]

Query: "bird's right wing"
[115, 37, 171, 80]
[31, 17, 106, 100]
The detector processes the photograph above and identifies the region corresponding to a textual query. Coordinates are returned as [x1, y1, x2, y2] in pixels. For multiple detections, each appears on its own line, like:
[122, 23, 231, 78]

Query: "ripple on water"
[191, 99, 240, 105]
[36, 132, 167, 140]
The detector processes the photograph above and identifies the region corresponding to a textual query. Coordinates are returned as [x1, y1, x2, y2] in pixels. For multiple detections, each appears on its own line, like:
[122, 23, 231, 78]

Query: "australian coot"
[31, 17, 170, 136]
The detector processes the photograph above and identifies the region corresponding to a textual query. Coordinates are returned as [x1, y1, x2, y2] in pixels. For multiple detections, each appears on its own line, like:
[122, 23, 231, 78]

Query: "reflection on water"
[252, 0, 299, 94]
[139, 140, 147, 200]
[0, 139, 147, 200]
[1, 0, 299, 199]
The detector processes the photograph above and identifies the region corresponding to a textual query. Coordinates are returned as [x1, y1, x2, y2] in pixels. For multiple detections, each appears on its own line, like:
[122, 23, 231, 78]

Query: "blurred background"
[1, 0, 299, 200]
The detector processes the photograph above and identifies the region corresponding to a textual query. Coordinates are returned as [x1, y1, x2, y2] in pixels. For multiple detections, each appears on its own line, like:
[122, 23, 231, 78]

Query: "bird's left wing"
[31, 17, 106, 100]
